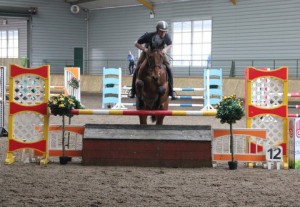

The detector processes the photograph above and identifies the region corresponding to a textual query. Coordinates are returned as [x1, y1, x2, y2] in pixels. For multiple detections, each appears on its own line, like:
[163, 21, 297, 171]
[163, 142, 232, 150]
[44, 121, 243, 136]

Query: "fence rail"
[35, 58, 300, 78]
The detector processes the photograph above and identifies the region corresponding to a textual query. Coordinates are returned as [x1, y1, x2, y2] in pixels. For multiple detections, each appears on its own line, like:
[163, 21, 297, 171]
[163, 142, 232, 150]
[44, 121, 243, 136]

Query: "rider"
[129, 20, 176, 100]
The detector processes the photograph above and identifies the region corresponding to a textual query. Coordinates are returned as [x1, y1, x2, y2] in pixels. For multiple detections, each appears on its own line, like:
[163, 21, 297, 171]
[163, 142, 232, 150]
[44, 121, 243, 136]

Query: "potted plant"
[68, 77, 80, 89]
[215, 95, 245, 170]
[48, 94, 84, 164]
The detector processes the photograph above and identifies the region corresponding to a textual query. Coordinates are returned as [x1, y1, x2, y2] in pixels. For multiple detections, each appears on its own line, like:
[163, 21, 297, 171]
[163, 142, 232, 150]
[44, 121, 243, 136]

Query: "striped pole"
[173, 87, 204, 91]
[173, 95, 203, 100]
[122, 86, 205, 92]
[288, 93, 300, 97]
[72, 109, 217, 116]
[50, 85, 64, 90]
[288, 114, 300, 117]
[288, 105, 300, 109]
[121, 95, 204, 100]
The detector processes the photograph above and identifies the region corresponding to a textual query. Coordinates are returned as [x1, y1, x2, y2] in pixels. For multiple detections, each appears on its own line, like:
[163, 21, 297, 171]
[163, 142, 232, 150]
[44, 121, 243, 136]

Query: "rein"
[146, 50, 164, 69]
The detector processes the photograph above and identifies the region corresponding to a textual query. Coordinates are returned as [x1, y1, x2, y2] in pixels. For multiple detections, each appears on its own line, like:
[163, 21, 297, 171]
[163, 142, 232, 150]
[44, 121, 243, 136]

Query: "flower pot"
[59, 156, 69, 165]
[228, 161, 238, 170]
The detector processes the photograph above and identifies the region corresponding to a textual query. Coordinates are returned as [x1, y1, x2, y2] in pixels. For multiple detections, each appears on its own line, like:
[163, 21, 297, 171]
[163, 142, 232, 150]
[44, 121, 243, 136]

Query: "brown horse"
[135, 49, 169, 125]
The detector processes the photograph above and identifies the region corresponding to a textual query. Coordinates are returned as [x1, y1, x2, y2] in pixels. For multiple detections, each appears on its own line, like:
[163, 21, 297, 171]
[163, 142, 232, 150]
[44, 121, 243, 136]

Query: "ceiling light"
[150, 11, 155, 19]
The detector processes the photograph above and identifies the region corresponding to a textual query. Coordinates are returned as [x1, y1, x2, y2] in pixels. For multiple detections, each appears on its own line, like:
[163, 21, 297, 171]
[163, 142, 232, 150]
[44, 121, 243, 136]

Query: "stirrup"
[169, 90, 176, 100]
[170, 92, 176, 100]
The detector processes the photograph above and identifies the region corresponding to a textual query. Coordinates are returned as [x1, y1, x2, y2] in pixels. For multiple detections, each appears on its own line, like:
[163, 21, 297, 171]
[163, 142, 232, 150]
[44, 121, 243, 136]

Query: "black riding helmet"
[156, 21, 168, 32]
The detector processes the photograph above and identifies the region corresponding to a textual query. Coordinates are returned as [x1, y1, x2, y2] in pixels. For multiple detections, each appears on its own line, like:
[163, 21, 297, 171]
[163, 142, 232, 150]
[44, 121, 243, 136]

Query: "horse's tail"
[151, 115, 156, 122]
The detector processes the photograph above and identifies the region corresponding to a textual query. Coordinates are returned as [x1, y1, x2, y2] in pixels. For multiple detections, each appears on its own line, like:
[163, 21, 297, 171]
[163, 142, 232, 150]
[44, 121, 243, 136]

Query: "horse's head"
[147, 49, 165, 83]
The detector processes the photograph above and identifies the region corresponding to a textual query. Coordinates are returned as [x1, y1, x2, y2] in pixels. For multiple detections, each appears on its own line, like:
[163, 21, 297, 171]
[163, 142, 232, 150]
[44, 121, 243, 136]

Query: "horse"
[135, 49, 169, 125]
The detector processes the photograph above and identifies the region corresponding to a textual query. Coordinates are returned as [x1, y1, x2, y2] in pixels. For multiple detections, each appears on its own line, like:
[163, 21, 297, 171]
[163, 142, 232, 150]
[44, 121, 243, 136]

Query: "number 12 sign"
[266, 146, 283, 161]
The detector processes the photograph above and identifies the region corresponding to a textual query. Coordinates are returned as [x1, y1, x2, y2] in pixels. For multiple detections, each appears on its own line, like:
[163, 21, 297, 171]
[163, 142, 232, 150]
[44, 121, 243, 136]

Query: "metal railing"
[38, 58, 300, 78]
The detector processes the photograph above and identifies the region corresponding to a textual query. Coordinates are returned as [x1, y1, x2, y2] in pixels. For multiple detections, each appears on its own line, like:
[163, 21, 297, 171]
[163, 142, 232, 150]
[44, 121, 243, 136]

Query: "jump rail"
[288, 114, 300, 117]
[120, 68, 222, 109]
[71, 109, 217, 116]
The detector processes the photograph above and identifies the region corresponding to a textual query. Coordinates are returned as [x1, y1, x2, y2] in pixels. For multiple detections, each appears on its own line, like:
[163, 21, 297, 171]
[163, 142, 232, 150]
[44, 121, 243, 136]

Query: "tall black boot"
[166, 65, 176, 100]
[129, 70, 137, 98]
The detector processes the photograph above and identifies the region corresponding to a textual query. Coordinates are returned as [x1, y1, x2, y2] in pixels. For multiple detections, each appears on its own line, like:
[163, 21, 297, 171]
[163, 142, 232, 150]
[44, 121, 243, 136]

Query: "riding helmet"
[156, 21, 168, 32]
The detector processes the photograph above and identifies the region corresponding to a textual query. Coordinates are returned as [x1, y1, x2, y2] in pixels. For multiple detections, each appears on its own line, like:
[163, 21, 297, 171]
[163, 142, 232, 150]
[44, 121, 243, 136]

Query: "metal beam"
[0, 6, 37, 17]
[230, 0, 237, 5]
[137, 0, 154, 11]
[65, 0, 98, 5]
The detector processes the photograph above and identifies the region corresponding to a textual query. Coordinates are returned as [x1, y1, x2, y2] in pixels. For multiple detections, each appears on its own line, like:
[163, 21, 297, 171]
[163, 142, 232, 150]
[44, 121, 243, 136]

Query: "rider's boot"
[129, 69, 137, 98]
[166, 64, 176, 100]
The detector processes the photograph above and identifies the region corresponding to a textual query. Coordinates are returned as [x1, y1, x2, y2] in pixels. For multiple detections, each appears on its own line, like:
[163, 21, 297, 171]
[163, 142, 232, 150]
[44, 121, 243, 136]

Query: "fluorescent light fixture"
[150, 11, 155, 19]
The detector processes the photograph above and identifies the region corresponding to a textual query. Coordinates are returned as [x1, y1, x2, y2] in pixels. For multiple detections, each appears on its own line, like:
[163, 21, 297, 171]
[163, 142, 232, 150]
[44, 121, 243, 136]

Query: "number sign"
[266, 146, 283, 161]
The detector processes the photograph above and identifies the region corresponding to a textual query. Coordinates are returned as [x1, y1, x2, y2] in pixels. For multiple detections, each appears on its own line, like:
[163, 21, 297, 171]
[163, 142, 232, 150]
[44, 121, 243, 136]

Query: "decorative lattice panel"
[251, 115, 283, 146]
[251, 78, 283, 107]
[5, 64, 50, 165]
[49, 126, 83, 151]
[246, 66, 288, 168]
[34, 125, 84, 158]
[213, 134, 248, 154]
[13, 75, 45, 104]
[212, 128, 267, 162]
[13, 112, 45, 142]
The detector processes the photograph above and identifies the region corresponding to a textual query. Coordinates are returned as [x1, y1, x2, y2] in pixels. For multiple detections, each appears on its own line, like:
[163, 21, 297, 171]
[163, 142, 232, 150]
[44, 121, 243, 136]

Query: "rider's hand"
[143, 48, 148, 53]
[162, 48, 167, 54]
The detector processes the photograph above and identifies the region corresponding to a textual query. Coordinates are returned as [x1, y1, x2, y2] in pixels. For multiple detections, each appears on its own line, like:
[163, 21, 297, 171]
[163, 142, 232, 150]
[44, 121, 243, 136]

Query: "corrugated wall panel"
[212, 0, 300, 76]
[0, 0, 87, 73]
[88, 0, 213, 75]
[31, 1, 87, 73]
[1, 0, 300, 76]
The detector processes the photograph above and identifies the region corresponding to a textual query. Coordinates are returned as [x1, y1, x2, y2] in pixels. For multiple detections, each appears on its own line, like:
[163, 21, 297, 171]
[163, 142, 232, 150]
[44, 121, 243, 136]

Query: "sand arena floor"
[0, 93, 300, 206]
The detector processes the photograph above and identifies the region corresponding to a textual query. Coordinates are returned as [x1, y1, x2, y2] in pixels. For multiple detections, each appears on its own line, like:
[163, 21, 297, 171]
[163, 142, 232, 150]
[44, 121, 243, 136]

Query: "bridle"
[146, 49, 164, 69]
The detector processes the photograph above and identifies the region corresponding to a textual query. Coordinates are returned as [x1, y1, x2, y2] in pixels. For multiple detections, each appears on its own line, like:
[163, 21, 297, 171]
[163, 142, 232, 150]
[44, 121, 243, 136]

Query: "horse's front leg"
[156, 95, 169, 125]
[139, 115, 147, 125]
[136, 80, 144, 108]
[156, 115, 165, 125]
[153, 85, 167, 109]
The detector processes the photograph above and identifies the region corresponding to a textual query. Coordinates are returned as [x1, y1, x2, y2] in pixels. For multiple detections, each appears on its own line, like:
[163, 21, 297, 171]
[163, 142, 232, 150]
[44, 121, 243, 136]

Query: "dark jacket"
[137, 32, 172, 50]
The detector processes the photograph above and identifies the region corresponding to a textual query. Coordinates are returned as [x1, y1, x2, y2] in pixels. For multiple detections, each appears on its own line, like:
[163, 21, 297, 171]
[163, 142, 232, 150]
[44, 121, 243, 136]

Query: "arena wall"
[50, 74, 300, 100]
